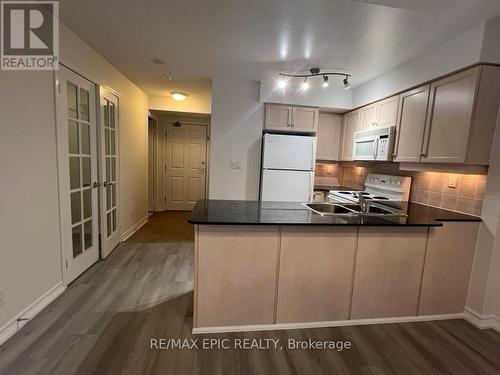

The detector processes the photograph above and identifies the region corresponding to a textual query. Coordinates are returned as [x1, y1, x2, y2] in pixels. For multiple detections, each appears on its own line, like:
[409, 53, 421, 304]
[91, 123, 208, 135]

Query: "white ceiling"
[59, 0, 500, 101]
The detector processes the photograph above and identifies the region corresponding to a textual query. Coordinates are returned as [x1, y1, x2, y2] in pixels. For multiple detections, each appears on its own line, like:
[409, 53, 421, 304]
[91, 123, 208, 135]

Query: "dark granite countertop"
[188, 200, 481, 227]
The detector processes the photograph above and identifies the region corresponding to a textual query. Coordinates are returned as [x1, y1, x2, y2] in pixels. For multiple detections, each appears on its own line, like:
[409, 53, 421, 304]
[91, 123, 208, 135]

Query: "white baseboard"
[192, 313, 465, 334]
[0, 282, 66, 346]
[463, 306, 500, 333]
[121, 215, 149, 242]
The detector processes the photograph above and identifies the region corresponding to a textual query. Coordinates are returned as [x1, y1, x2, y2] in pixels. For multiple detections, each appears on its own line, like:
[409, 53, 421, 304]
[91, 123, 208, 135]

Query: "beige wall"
[0, 23, 149, 332]
[149, 94, 211, 114]
[209, 78, 263, 200]
[467, 109, 500, 317]
[0, 70, 63, 330]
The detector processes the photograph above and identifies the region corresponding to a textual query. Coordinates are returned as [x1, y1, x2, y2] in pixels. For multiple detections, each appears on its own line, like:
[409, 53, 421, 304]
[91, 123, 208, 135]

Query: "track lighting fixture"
[277, 68, 352, 90]
[322, 75, 329, 88]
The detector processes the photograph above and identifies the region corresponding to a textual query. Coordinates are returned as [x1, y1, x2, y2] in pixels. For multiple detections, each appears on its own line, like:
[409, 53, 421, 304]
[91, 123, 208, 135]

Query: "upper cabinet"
[265, 104, 293, 131]
[316, 113, 342, 161]
[393, 85, 430, 162]
[359, 103, 378, 131]
[377, 96, 400, 128]
[265, 104, 318, 133]
[395, 65, 500, 165]
[340, 110, 360, 161]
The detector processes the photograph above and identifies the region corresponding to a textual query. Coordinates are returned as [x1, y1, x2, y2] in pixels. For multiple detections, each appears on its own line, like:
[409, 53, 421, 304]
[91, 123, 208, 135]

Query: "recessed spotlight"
[171, 92, 188, 101]
[302, 78, 309, 90]
[163, 74, 174, 80]
[322, 75, 329, 88]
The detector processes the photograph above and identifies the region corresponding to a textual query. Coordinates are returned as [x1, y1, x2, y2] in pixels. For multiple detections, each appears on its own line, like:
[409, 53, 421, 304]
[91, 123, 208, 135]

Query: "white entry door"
[99, 88, 120, 258]
[165, 123, 207, 210]
[56, 67, 99, 284]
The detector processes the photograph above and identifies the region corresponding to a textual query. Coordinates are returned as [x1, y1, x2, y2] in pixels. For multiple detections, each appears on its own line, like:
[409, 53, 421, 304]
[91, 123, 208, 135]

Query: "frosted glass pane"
[71, 191, 81, 224]
[67, 82, 78, 119]
[83, 188, 91, 219]
[82, 157, 91, 187]
[81, 123, 90, 154]
[80, 88, 89, 122]
[72, 225, 82, 257]
[68, 121, 79, 154]
[84, 220, 92, 250]
[69, 157, 80, 189]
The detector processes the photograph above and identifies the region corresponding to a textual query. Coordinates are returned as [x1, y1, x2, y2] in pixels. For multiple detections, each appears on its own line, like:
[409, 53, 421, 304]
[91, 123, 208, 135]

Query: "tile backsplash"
[410, 172, 486, 216]
[315, 163, 487, 216]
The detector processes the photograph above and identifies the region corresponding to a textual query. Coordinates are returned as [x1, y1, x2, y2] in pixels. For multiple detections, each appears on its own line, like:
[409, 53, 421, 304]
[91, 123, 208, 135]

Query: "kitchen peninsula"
[189, 200, 481, 333]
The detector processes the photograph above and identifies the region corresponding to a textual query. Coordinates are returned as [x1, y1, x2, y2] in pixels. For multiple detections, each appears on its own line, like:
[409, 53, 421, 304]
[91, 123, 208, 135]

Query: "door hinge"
[65, 260, 68, 269]
[57, 82, 61, 94]
[165, 165, 167, 172]
[164, 197, 166, 203]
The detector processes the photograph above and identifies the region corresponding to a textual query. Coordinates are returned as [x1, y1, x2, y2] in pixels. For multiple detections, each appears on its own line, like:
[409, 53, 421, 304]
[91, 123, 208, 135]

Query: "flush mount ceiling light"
[278, 68, 351, 90]
[171, 92, 188, 101]
[162, 74, 174, 80]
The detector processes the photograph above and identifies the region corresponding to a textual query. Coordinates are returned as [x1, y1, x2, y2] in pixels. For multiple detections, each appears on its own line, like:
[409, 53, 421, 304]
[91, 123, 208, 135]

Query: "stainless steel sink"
[304, 202, 407, 217]
[303, 203, 356, 216]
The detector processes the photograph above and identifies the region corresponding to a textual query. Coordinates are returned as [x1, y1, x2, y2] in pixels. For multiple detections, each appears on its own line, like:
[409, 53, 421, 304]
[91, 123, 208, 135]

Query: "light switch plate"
[230, 160, 241, 169]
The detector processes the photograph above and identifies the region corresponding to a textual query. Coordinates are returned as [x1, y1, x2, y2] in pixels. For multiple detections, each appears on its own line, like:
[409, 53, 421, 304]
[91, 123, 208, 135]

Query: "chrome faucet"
[357, 192, 368, 214]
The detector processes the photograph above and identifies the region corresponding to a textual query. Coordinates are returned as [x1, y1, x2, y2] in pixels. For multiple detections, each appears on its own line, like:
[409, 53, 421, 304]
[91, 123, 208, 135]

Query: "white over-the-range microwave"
[352, 126, 396, 161]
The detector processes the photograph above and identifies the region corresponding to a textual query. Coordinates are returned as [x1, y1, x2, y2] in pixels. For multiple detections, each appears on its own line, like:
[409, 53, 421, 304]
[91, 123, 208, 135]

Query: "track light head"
[322, 75, 329, 88]
[278, 76, 287, 89]
[302, 78, 309, 90]
[343, 76, 351, 90]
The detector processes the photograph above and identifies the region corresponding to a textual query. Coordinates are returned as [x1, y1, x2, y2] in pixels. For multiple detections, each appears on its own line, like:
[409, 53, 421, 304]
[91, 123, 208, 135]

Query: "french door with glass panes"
[99, 88, 120, 258]
[56, 67, 99, 284]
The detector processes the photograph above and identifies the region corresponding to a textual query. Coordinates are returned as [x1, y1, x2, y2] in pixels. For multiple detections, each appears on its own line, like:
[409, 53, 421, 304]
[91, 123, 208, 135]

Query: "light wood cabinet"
[419, 222, 479, 315]
[377, 95, 400, 128]
[265, 104, 293, 131]
[264, 103, 318, 133]
[394, 65, 500, 165]
[394, 85, 430, 162]
[316, 113, 342, 160]
[340, 110, 360, 161]
[195, 225, 280, 327]
[351, 227, 428, 319]
[422, 67, 480, 163]
[276, 227, 357, 323]
[359, 103, 378, 131]
[292, 106, 319, 132]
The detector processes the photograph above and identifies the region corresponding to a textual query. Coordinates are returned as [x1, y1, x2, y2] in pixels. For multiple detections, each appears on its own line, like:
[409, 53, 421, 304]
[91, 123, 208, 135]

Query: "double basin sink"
[303, 202, 406, 217]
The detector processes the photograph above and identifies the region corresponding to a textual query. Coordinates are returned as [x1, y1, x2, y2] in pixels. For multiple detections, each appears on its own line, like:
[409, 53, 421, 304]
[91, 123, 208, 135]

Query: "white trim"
[192, 313, 465, 334]
[463, 306, 500, 332]
[0, 282, 66, 346]
[120, 215, 149, 242]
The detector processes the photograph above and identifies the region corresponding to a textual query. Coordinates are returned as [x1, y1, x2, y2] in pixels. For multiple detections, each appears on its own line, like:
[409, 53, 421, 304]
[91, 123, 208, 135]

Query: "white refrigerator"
[260, 133, 316, 202]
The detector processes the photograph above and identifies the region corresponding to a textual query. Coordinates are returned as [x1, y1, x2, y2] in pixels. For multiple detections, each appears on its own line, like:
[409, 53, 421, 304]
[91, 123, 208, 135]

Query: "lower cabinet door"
[350, 227, 428, 319]
[419, 222, 479, 315]
[276, 227, 358, 323]
[195, 225, 280, 327]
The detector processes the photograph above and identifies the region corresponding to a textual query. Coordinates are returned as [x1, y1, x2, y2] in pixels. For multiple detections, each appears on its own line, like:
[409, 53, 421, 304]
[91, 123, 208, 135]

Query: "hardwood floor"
[127, 211, 194, 242]
[1, 238, 500, 374]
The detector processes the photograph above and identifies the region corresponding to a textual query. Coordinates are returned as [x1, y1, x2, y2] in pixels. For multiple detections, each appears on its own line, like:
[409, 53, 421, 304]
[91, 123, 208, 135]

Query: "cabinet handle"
[287, 123, 291, 127]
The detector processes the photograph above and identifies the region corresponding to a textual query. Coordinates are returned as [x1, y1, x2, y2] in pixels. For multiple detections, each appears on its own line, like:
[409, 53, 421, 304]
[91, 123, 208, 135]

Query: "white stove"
[328, 174, 412, 209]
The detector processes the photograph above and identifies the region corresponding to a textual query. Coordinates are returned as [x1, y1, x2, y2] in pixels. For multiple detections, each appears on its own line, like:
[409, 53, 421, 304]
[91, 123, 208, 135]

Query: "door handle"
[93, 182, 101, 188]
[103, 181, 111, 187]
